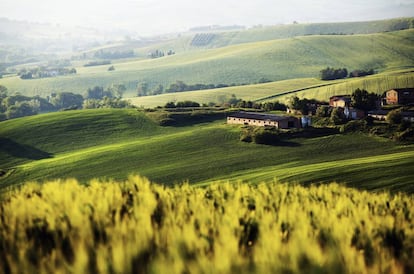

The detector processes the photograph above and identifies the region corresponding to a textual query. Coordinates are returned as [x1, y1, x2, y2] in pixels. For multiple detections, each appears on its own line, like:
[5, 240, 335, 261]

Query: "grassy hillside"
[129, 69, 414, 108]
[260, 68, 414, 103]
[1, 109, 414, 192]
[72, 18, 414, 61]
[1, 29, 413, 98]
[184, 17, 414, 49]
[128, 78, 326, 107]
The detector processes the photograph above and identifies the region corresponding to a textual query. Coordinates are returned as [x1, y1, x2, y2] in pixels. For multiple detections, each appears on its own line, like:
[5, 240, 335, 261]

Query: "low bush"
[340, 120, 368, 133]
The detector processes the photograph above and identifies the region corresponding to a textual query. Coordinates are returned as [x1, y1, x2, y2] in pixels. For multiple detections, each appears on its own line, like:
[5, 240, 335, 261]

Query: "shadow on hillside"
[0, 138, 53, 160]
[280, 127, 340, 139]
[275, 140, 301, 147]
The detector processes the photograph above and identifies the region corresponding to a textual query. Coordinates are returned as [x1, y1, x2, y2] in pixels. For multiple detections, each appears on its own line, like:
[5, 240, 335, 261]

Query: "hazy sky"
[1, 0, 413, 35]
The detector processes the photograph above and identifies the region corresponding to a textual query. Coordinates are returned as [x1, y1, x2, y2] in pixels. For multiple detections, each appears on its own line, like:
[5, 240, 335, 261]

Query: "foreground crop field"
[1, 177, 413, 274]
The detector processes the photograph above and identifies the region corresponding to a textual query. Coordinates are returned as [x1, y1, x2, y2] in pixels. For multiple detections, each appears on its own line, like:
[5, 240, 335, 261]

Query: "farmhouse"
[227, 112, 301, 129]
[385, 88, 414, 105]
[329, 95, 351, 108]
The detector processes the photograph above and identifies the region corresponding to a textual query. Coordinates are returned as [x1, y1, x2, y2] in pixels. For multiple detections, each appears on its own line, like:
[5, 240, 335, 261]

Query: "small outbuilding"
[329, 95, 351, 108]
[385, 88, 414, 105]
[227, 112, 301, 129]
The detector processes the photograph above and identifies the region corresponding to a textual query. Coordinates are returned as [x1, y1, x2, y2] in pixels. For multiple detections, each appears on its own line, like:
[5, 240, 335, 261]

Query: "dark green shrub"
[387, 109, 402, 125]
[253, 128, 280, 145]
[340, 120, 367, 133]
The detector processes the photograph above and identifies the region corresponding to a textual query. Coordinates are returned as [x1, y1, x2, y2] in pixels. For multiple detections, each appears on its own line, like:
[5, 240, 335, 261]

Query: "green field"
[129, 69, 414, 107]
[1, 29, 414, 98]
[1, 109, 414, 192]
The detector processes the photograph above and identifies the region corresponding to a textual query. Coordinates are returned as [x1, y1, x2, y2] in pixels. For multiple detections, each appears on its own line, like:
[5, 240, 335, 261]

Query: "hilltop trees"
[0, 85, 57, 120]
[50, 92, 84, 110]
[320, 67, 348, 80]
[349, 69, 375, 78]
[84, 84, 128, 109]
[137, 82, 149, 97]
[87, 85, 125, 100]
[320, 67, 376, 80]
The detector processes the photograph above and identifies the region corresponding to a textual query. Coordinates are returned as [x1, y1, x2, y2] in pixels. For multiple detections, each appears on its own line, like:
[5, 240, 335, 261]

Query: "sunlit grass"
[1, 176, 413, 273]
[1, 109, 414, 192]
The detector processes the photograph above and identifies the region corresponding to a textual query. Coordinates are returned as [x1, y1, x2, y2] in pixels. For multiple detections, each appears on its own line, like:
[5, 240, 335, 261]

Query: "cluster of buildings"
[227, 88, 414, 129]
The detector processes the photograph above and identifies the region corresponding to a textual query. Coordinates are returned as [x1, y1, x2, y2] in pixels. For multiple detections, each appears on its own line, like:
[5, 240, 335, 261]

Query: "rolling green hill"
[184, 17, 414, 49]
[1, 109, 414, 192]
[1, 29, 413, 98]
[129, 69, 414, 107]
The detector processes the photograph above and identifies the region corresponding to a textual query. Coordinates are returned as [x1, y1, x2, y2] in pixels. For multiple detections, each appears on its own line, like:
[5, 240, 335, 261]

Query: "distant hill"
[183, 17, 414, 49]
[1, 28, 413, 98]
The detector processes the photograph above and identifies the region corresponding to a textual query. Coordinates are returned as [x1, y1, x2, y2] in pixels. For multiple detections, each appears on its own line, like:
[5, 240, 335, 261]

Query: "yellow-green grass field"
[1, 177, 413, 273]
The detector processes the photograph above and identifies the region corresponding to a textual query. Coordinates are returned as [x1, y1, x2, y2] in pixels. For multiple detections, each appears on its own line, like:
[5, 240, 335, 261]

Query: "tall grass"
[1, 176, 413, 273]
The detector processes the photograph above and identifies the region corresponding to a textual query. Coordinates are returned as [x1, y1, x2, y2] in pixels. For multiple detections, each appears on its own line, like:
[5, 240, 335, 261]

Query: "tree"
[0, 85, 7, 113]
[289, 96, 309, 115]
[6, 102, 37, 119]
[87, 86, 105, 99]
[315, 105, 330, 117]
[0, 85, 7, 98]
[152, 84, 164, 95]
[175, 101, 200, 108]
[320, 67, 348, 80]
[50, 92, 84, 110]
[166, 81, 187, 93]
[387, 109, 402, 125]
[164, 102, 176, 108]
[137, 82, 149, 97]
[330, 107, 346, 125]
[109, 84, 126, 98]
[351, 88, 379, 111]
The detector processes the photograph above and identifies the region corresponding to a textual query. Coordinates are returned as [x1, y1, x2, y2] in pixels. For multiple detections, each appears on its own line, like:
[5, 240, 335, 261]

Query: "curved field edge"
[199, 150, 414, 192]
[1, 177, 413, 274]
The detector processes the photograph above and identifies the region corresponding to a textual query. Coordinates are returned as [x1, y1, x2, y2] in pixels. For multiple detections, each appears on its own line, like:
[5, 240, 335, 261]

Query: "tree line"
[0, 84, 131, 121]
[19, 67, 77, 80]
[94, 49, 134, 59]
[137, 81, 249, 97]
[148, 49, 175, 59]
[320, 67, 375, 80]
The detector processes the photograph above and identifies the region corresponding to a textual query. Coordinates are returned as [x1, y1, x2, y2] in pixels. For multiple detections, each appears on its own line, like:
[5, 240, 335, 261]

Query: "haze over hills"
[1, 0, 414, 35]
[1, 2, 414, 273]
[1, 20, 413, 101]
